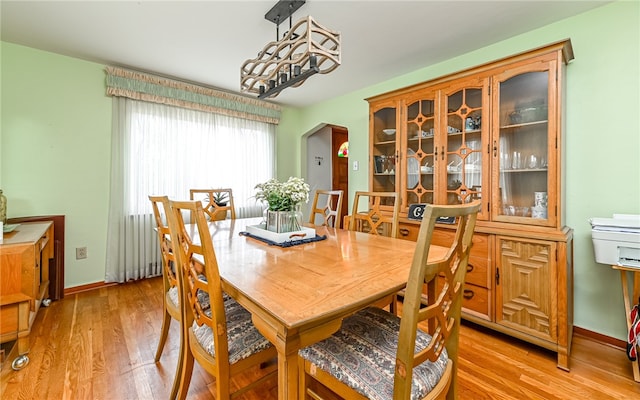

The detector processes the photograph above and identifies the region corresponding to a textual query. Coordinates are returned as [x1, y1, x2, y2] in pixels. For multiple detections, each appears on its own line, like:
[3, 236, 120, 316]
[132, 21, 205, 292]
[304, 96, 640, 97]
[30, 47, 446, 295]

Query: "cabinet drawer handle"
[466, 263, 474, 273]
[399, 228, 410, 236]
[463, 289, 475, 299]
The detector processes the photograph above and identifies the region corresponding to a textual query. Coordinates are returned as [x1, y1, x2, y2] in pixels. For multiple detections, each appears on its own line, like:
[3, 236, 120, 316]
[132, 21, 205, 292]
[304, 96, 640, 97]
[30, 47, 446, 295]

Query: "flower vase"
[266, 210, 301, 233]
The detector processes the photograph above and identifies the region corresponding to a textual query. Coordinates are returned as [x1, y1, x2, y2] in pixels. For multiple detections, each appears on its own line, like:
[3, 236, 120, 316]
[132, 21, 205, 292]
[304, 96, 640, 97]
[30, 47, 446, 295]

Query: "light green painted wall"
[1, 43, 112, 287]
[1, 1, 638, 340]
[277, 1, 640, 340]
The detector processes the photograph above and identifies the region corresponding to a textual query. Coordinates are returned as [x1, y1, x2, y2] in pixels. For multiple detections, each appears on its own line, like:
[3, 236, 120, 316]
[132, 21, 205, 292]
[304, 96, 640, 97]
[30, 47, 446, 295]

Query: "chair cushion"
[299, 307, 449, 400]
[167, 283, 225, 310]
[192, 294, 272, 364]
[167, 286, 179, 307]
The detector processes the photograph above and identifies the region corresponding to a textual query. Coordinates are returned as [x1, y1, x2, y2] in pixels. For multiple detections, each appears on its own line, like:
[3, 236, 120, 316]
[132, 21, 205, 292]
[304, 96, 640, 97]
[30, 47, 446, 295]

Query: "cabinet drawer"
[437, 278, 491, 321]
[399, 223, 491, 288]
[433, 229, 491, 288]
[398, 222, 419, 241]
[460, 283, 491, 321]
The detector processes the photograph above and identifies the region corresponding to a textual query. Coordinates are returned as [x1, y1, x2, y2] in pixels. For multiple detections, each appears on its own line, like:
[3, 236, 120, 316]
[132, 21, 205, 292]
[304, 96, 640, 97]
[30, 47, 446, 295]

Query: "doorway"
[305, 124, 349, 228]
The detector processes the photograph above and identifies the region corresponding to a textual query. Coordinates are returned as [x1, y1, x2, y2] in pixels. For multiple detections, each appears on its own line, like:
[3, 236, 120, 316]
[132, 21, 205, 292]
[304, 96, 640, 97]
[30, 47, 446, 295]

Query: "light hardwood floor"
[2, 277, 639, 399]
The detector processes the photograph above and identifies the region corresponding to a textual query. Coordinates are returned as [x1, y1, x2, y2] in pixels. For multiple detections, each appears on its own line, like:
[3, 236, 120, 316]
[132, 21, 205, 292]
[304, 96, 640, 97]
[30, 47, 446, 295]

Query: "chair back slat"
[348, 191, 400, 238]
[189, 188, 236, 220]
[394, 201, 480, 400]
[165, 199, 231, 365]
[308, 189, 344, 228]
[149, 196, 178, 290]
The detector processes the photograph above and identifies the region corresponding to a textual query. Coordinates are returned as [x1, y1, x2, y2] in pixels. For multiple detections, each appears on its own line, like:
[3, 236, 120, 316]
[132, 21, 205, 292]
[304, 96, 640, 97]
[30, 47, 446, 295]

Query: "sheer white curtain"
[105, 98, 275, 283]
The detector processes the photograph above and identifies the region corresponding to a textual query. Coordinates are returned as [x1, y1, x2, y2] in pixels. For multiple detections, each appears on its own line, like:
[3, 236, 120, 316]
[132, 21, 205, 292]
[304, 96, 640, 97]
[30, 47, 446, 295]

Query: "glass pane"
[445, 88, 484, 205]
[406, 96, 435, 205]
[372, 106, 397, 196]
[497, 71, 549, 219]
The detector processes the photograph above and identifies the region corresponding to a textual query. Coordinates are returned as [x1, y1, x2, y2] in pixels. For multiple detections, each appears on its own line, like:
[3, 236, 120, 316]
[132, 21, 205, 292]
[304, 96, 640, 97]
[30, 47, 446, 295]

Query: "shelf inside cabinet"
[500, 168, 548, 173]
[374, 172, 396, 176]
[500, 120, 548, 130]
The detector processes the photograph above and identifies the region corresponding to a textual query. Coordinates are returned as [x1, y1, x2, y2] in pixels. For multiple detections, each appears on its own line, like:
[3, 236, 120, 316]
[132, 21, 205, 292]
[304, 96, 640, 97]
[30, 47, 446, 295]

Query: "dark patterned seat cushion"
[299, 307, 449, 400]
[192, 293, 273, 364]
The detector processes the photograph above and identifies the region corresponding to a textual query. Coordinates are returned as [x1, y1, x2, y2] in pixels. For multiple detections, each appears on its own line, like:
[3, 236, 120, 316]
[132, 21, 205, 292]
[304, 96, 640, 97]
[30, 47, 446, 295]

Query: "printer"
[590, 214, 640, 268]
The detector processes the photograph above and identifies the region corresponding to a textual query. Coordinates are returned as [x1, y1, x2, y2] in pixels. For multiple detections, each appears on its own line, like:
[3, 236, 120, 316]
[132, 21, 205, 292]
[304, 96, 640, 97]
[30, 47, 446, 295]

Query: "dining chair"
[348, 191, 400, 238]
[298, 201, 481, 400]
[165, 198, 277, 400]
[308, 189, 344, 228]
[149, 195, 183, 400]
[189, 188, 236, 221]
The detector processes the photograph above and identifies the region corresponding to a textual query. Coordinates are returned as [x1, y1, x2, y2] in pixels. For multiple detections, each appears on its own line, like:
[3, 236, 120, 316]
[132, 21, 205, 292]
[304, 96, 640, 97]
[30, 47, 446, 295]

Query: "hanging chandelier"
[240, 0, 341, 99]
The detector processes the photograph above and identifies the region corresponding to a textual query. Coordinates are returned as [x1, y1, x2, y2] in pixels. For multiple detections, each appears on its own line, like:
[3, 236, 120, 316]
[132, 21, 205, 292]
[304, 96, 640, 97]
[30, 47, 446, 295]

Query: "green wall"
[1, 1, 638, 340]
[1, 44, 112, 288]
[277, 1, 640, 340]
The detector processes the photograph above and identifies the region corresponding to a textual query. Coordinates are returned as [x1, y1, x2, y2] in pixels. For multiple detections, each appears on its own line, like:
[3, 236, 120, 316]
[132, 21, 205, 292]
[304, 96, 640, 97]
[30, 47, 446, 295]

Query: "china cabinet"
[367, 40, 574, 370]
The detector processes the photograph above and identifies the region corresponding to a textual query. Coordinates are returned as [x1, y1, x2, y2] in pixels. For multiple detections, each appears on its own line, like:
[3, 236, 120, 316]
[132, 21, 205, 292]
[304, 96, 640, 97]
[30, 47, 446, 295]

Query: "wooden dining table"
[188, 217, 448, 400]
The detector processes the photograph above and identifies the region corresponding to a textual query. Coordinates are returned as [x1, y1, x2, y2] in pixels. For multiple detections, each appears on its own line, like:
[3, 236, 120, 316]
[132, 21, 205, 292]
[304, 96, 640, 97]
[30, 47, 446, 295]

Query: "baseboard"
[574, 326, 625, 350]
[64, 281, 118, 296]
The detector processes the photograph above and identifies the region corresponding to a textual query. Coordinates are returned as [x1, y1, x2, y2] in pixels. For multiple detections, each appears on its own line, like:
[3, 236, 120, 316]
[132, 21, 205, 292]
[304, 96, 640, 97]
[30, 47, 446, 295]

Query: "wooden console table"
[612, 265, 640, 382]
[0, 222, 53, 370]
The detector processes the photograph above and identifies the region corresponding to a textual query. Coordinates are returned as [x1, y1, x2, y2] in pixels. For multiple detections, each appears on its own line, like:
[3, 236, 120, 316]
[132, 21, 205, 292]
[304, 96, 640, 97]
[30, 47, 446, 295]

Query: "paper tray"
[246, 224, 317, 244]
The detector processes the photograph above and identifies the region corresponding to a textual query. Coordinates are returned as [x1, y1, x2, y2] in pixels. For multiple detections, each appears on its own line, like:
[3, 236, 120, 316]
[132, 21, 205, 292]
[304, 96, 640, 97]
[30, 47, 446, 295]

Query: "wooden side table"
[612, 265, 640, 382]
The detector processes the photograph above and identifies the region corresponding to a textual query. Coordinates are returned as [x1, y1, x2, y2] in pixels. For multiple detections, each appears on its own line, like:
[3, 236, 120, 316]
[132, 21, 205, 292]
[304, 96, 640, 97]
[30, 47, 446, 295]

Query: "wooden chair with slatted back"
[165, 199, 277, 400]
[299, 201, 481, 400]
[189, 188, 236, 221]
[308, 189, 344, 228]
[348, 191, 400, 238]
[148, 195, 183, 400]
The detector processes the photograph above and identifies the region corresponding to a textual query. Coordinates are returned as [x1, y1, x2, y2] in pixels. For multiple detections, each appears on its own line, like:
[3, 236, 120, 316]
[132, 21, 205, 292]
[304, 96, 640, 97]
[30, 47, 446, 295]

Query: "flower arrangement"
[254, 177, 310, 212]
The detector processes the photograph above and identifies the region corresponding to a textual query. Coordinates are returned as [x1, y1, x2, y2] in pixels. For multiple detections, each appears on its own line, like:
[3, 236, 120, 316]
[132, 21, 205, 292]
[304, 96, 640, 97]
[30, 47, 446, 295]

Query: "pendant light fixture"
[240, 0, 341, 99]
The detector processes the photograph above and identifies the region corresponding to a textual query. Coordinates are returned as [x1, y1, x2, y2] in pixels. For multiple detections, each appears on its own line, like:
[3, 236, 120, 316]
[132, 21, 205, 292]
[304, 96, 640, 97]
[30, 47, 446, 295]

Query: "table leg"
[250, 314, 300, 400]
[276, 345, 300, 400]
[619, 269, 640, 382]
[250, 313, 343, 400]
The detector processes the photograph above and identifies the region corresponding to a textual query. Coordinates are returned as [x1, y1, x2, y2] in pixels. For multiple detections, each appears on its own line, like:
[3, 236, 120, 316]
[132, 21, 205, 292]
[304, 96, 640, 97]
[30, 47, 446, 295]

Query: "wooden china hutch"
[367, 40, 574, 370]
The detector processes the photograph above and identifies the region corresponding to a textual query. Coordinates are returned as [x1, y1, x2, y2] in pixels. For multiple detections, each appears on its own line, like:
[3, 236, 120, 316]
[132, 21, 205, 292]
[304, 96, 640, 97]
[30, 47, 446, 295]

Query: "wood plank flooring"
[2, 277, 639, 399]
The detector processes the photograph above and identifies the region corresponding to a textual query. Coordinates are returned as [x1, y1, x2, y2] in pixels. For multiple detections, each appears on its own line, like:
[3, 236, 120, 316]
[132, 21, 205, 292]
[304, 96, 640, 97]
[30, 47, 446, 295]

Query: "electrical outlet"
[76, 247, 87, 259]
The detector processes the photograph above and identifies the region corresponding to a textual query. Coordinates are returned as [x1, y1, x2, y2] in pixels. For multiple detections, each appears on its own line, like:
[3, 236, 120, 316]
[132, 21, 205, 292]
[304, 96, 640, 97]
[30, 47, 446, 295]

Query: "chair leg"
[298, 357, 308, 399]
[168, 330, 185, 400]
[389, 294, 399, 316]
[177, 347, 195, 400]
[154, 309, 171, 362]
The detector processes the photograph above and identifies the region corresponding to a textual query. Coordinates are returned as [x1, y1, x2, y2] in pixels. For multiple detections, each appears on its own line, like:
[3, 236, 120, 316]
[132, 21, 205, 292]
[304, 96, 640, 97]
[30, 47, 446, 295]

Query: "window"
[106, 98, 275, 282]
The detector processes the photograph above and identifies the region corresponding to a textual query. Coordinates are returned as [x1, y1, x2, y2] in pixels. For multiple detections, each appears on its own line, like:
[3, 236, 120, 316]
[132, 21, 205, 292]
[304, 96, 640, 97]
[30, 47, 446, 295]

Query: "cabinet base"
[464, 313, 572, 371]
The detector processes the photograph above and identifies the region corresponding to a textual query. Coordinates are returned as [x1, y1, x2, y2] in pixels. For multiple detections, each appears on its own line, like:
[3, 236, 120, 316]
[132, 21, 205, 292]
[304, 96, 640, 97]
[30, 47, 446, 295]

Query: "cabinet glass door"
[404, 93, 436, 208]
[371, 104, 397, 205]
[494, 66, 555, 226]
[441, 80, 488, 216]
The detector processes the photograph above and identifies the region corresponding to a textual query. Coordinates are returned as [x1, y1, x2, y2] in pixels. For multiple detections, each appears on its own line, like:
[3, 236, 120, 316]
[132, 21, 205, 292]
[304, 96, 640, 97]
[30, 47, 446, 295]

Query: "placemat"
[239, 231, 327, 248]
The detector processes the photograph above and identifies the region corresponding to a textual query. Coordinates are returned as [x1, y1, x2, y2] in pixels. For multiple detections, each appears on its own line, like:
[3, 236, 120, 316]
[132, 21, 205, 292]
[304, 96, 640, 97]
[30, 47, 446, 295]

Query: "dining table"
[187, 217, 449, 400]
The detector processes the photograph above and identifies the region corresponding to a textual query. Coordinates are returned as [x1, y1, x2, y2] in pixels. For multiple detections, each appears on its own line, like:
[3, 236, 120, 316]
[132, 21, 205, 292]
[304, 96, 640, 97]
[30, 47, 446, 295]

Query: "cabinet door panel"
[492, 58, 558, 227]
[403, 91, 437, 209]
[496, 236, 557, 342]
[370, 101, 399, 201]
[439, 78, 490, 219]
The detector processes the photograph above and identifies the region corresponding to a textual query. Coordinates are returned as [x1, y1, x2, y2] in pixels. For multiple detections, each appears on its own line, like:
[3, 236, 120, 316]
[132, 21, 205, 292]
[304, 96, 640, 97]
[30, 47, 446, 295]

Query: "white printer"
[590, 214, 640, 268]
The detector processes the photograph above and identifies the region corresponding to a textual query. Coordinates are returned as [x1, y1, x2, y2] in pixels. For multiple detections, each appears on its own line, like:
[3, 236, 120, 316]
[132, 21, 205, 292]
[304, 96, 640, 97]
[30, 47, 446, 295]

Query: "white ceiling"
[1, 1, 610, 107]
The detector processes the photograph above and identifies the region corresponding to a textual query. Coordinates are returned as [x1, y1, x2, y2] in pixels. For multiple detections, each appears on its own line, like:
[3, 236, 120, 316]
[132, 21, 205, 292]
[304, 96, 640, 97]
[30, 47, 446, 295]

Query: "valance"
[105, 66, 281, 124]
